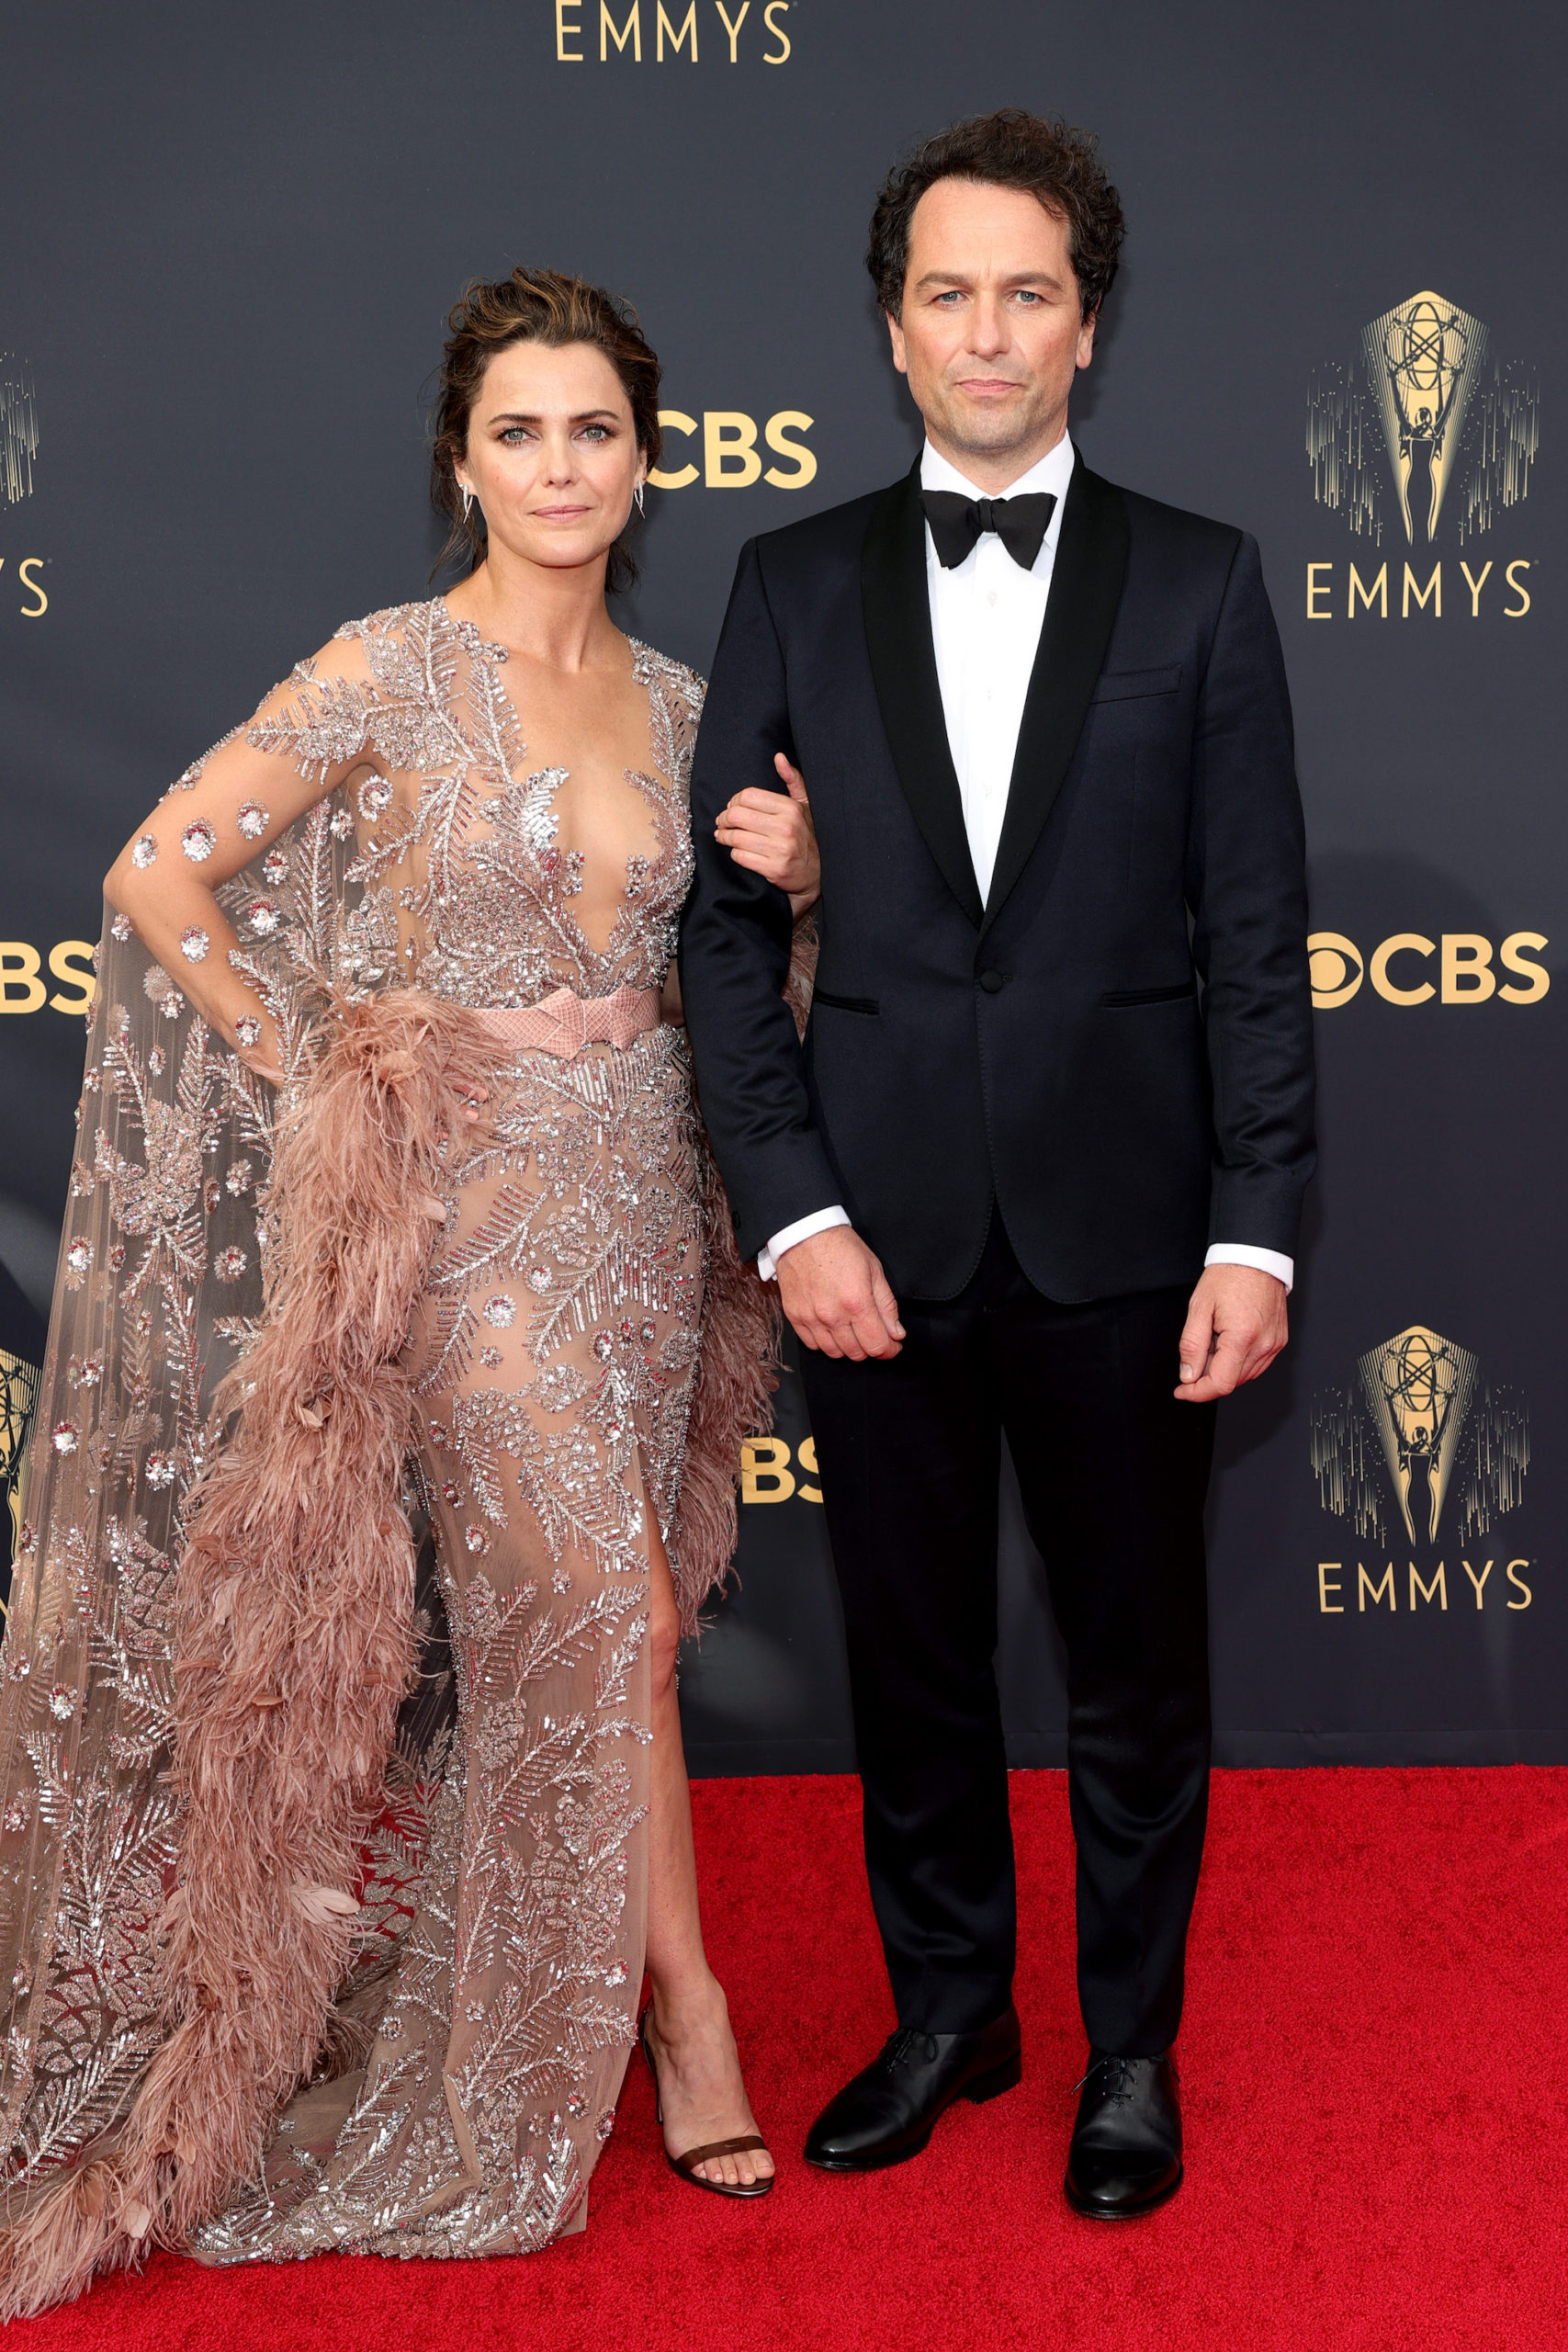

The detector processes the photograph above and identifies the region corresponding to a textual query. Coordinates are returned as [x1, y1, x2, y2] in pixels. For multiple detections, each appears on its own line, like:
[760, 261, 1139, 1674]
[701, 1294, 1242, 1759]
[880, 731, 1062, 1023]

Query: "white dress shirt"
[758, 435, 1292, 1294]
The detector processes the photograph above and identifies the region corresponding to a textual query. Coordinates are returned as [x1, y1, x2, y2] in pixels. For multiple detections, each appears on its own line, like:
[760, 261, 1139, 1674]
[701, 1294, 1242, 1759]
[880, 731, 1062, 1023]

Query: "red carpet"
[10, 1767, 1566, 2352]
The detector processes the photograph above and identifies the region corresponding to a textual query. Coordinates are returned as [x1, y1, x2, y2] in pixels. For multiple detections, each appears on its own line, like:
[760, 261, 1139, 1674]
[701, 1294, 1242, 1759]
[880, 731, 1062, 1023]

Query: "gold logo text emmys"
[1314, 1559, 1531, 1615]
[555, 1, 793, 62]
[1307, 931, 1548, 1009]
[0, 559, 47, 618]
[1306, 288, 1538, 617]
[1304, 556, 1530, 621]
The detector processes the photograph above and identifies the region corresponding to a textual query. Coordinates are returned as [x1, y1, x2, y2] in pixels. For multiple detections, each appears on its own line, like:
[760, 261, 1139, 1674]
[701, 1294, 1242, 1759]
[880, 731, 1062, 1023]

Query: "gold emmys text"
[556, 1, 792, 63]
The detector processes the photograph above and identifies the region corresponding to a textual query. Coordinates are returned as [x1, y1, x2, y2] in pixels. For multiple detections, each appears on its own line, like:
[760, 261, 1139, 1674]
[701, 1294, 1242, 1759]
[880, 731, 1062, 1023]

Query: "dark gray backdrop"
[2, 0, 1562, 1768]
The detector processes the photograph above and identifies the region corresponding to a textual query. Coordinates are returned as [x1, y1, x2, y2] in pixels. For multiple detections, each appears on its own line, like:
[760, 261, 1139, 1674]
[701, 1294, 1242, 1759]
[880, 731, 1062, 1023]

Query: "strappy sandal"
[638, 2005, 774, 2200]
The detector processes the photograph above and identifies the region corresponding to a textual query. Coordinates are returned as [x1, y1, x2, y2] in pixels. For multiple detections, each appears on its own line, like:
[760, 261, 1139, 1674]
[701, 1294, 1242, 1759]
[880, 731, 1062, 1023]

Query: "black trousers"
[797, 1211, 1215, 2057]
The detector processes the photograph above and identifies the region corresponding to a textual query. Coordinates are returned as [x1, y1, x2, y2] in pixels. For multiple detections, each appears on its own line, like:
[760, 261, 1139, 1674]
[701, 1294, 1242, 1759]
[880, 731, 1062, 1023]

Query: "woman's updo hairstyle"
[431, 266, 663, 593]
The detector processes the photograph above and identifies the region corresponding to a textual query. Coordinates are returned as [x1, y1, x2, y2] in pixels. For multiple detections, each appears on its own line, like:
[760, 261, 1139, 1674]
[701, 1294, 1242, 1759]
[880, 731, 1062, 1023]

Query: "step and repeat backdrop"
[2, 0, 1562, 1767]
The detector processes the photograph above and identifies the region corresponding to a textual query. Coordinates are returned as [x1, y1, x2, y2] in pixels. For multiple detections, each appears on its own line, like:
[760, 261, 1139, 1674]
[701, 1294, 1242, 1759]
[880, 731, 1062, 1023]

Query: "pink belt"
[479, 983, 662, 1061]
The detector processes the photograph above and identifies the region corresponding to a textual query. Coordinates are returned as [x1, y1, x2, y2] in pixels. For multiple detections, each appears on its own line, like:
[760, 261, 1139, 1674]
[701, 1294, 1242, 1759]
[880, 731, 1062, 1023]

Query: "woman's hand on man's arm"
[714, 752, 820, 918]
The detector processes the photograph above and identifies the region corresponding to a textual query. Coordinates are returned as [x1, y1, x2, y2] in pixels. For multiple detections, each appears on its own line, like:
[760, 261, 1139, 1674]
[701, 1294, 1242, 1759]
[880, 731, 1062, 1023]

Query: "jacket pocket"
[812, 989, 880, 1015]
[1100, 979, 1197, 1008]
[1089, 664, 1182, 703]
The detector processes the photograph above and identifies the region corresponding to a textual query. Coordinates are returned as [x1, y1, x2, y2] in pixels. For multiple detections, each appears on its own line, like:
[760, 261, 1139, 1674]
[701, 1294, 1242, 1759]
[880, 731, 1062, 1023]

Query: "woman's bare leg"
[641, 1532, 773, 2188]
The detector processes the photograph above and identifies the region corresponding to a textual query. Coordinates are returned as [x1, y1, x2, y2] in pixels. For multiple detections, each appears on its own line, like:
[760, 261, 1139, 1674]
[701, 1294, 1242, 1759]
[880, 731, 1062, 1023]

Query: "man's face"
[887, 176, 1096, 480]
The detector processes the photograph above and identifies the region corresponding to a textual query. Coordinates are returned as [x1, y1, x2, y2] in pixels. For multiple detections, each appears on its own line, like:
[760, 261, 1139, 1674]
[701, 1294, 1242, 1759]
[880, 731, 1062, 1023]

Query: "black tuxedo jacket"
[679, 452, 1315, 1303]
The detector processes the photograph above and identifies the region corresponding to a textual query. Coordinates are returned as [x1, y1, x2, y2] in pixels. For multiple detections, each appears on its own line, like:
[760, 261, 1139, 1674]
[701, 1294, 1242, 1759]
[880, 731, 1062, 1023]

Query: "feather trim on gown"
[0, 606, 802, 2311]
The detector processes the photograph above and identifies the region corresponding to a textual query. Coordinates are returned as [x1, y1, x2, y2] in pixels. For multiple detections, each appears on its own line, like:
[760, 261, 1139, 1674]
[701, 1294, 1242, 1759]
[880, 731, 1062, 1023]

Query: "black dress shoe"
[1064, 2049, 1183, 2218]
[804, 2006, 1022, 2172]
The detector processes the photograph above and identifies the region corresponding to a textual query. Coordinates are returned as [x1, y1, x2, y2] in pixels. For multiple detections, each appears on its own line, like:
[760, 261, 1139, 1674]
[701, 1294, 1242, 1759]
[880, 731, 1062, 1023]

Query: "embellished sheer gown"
[0, 600, 783, 2304]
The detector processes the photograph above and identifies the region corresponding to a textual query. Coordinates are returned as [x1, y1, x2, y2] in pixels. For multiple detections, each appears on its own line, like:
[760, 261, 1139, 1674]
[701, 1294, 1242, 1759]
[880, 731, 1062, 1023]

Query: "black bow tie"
[920, 488, 1057, 571]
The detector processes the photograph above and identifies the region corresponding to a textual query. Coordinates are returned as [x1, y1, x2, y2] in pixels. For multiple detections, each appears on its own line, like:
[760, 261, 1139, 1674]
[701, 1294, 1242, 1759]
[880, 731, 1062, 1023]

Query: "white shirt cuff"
[757, 1205, 851, 1283]
[1205, 1242, 1293, 1294]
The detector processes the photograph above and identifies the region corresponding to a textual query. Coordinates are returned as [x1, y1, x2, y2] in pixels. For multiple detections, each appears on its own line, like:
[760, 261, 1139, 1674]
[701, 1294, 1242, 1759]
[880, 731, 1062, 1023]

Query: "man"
[680, 109, 1314, 2218]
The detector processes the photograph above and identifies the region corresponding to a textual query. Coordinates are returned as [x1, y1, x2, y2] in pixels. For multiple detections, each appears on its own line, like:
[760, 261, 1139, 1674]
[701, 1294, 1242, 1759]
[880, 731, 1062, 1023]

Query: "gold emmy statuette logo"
[1, 356, 37, 506]
[1310, 1324, 1531, 1621]
[1305, 290, 1539, 619]
[1369, 293, 1485, 545]
[0, 1347, 42, 1621]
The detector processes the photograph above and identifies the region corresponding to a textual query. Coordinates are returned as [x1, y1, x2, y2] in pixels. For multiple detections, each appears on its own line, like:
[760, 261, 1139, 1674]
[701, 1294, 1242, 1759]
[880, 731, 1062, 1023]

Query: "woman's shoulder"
[262, 599, 439, 691]
[631, 638, 706, 714]
[241, 601, 453, 770]
[330, 597, 450, 661]
[274, 598, 467, 702]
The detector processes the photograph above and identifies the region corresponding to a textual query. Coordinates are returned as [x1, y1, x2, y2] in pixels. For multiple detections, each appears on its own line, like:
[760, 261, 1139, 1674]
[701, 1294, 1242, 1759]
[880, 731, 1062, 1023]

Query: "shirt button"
[978, 970, 1008, 994]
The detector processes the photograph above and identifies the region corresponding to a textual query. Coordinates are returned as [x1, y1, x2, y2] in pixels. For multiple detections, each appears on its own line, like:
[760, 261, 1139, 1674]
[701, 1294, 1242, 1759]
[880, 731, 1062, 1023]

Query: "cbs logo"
[0, 942, 96, 1012]
[649, 409, 816, 490]
[1308, 931, 1550, 1010]
[739, 1434, 821, 1503]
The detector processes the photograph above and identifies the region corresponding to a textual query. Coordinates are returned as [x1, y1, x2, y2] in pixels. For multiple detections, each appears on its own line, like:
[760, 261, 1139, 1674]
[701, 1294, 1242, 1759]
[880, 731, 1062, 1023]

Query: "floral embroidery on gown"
[0, 601, 784, 2301]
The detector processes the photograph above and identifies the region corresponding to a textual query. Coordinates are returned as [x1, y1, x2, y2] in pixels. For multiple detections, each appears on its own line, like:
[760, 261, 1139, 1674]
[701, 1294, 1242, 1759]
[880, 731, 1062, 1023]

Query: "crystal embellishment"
[0, 614, 713, 2263]
[181, 819, 217, 863]
[483, 1296, 517, 1329]
[245, 898, 282, 937]
[179, 927, 210, 962]
[131, 834, 158, 869]
[234, 1016, 261, 1048]
[357, 774, 393, 820]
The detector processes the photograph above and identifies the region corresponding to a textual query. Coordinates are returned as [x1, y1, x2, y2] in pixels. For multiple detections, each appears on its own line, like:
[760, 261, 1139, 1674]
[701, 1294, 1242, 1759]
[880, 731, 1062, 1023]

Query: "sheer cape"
[0, 610, 798, 2309]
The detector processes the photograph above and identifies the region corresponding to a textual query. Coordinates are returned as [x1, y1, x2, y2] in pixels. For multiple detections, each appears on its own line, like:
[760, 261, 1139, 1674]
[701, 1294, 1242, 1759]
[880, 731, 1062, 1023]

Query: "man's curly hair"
[868, 109, 1125, 323]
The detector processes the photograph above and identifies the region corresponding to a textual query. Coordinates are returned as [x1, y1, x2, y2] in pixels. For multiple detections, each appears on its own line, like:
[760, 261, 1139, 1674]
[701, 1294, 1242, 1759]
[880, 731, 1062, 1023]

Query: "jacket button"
[978, 970, 1007, 994]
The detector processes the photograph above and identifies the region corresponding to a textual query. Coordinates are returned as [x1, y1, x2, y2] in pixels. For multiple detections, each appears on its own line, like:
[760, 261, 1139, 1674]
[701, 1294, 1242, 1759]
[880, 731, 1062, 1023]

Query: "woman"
[0, 267, 818, 2311]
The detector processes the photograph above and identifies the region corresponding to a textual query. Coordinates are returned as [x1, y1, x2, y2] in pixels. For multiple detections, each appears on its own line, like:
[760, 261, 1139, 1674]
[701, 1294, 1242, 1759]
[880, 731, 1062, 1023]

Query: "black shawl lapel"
[861, 460, 984, 929]
[981, 456, 1130, 937]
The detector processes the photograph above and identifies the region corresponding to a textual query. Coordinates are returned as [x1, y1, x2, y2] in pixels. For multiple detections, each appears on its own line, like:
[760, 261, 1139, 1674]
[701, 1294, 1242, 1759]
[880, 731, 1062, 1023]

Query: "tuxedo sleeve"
[1186, 531, 1316, 1259]
[680, 539, 841, 1262]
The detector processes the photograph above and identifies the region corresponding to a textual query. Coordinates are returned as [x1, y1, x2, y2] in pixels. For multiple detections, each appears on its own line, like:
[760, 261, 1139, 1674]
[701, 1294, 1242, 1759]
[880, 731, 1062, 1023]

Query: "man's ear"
[1076, 306, 1099, 370]
[886, 309, 908, 378]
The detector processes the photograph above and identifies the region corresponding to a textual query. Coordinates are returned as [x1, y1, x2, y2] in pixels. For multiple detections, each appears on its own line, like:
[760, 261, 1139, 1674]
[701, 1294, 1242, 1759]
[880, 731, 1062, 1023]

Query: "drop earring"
[634, 481, 646, 518]
[461, 485, 474, 522]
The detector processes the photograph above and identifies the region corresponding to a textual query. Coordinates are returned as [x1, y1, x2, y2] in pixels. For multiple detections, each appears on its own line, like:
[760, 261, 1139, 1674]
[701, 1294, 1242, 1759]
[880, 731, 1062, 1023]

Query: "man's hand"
[1175, 1264, 1289, 1403]
[776, 1226, 905, 1360]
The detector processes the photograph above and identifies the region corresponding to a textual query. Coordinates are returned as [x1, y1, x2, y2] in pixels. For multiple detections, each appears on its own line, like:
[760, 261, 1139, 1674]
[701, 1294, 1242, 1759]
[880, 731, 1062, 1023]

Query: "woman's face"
[457, 338, 645, 576]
